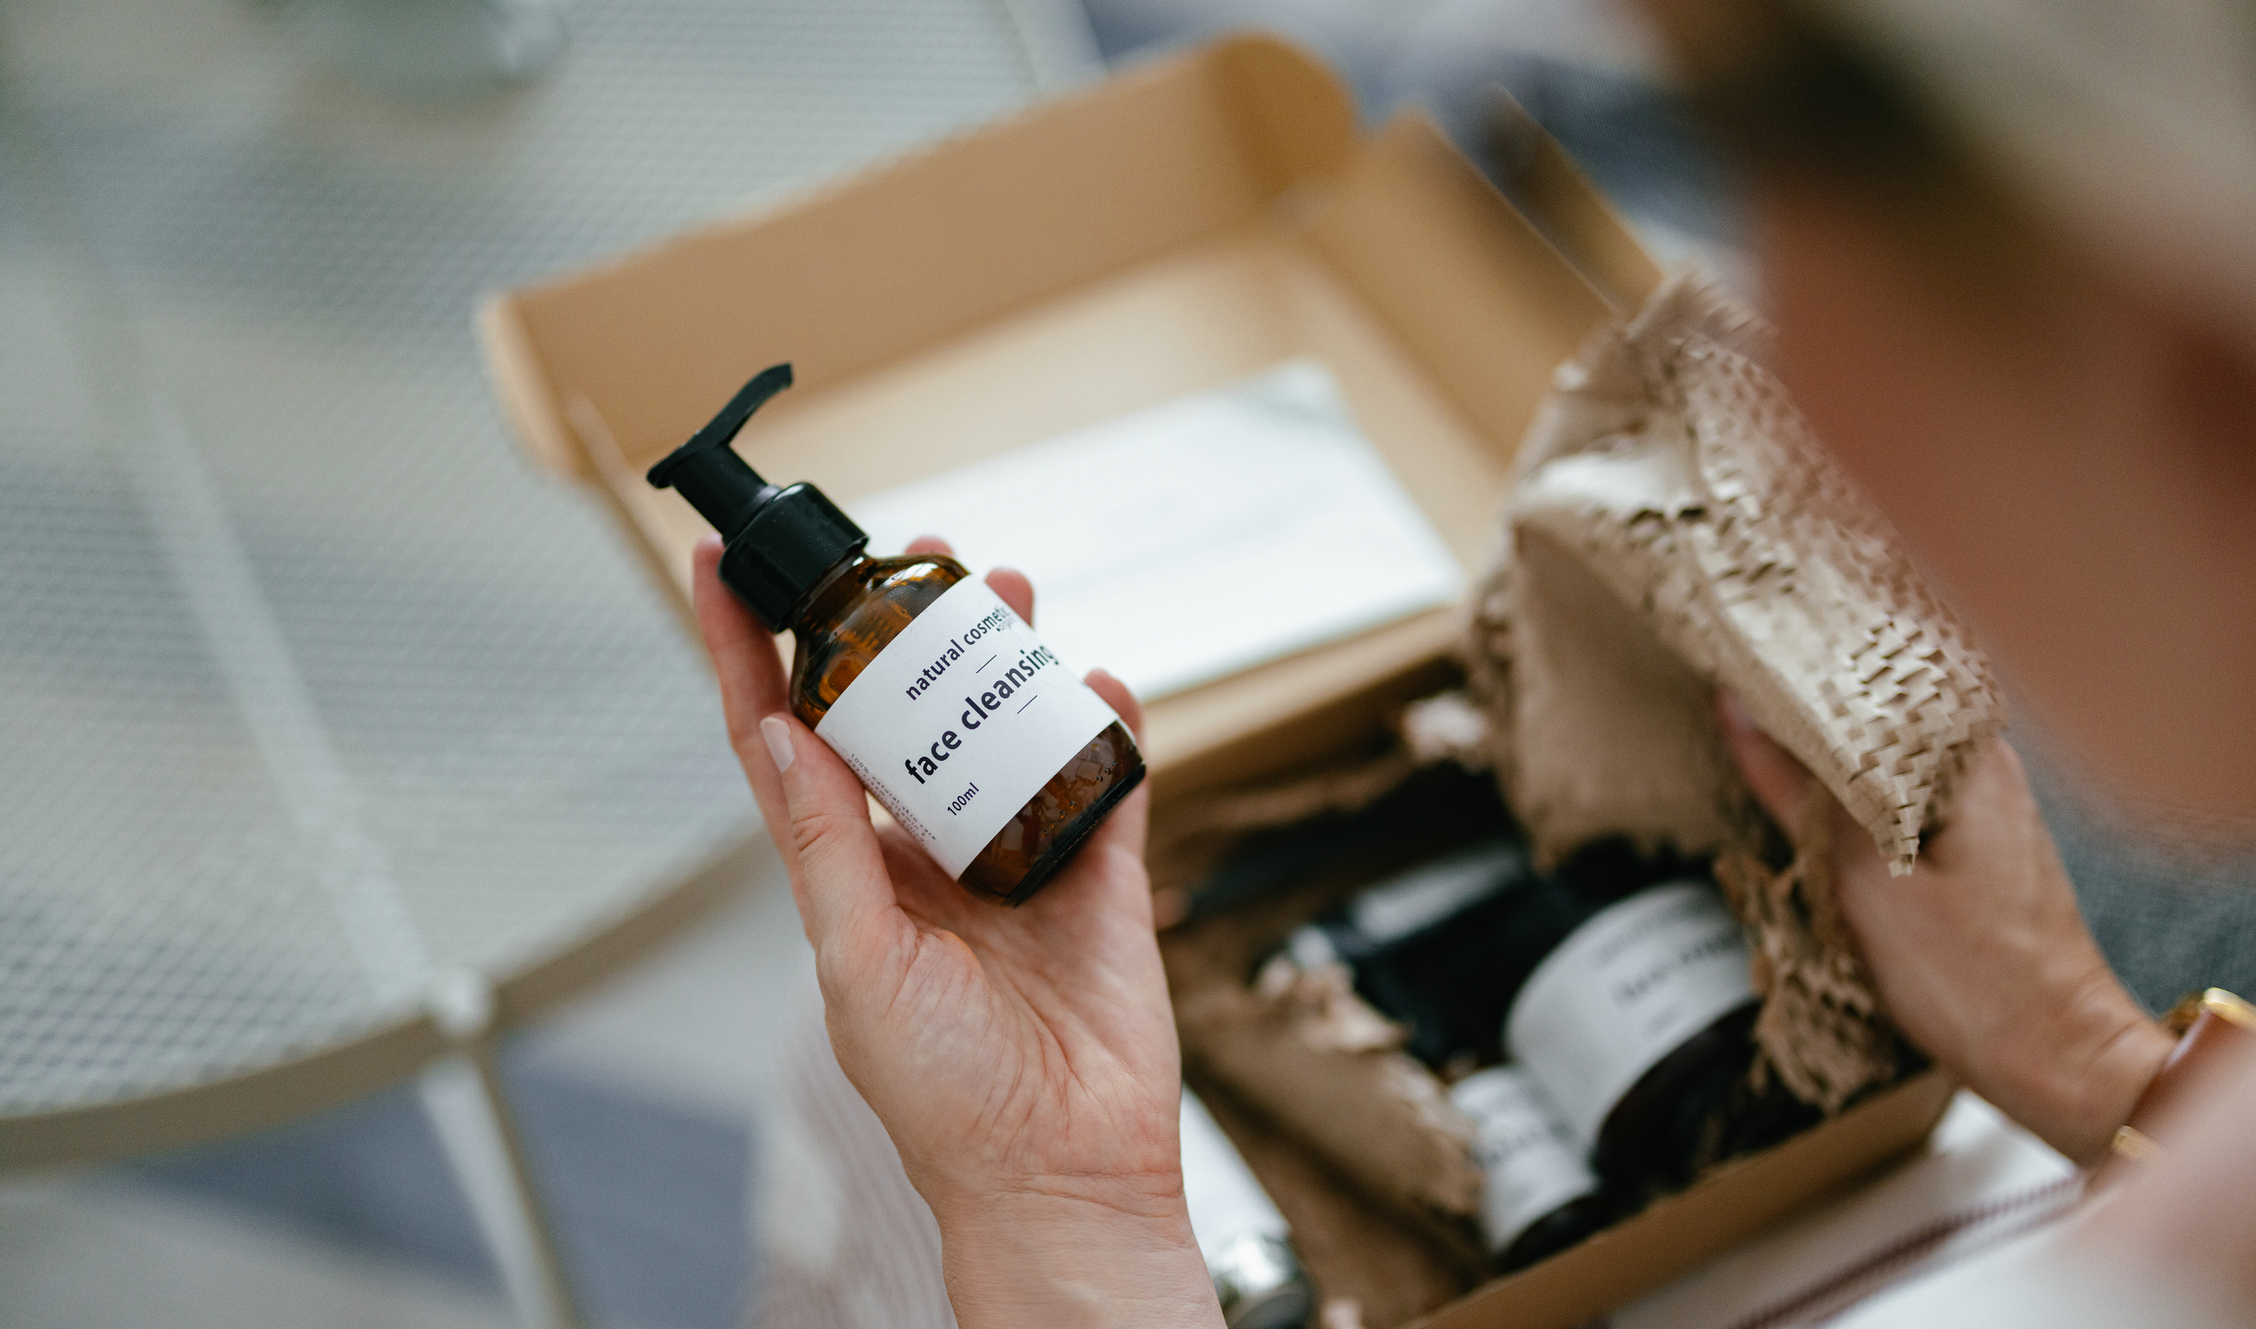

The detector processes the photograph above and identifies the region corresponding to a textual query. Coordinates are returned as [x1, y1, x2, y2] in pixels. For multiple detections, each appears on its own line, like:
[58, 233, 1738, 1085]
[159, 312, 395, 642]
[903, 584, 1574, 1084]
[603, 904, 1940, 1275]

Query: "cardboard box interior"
[1147, 768, 1953, 1329]
[480, 34, 1952, 1329]
[482, 34, 1627, 802]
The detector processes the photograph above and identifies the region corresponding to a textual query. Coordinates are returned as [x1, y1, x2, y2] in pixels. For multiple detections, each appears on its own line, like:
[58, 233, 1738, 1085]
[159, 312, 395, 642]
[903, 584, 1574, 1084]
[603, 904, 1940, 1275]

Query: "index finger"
[693, 536, 803, 881]
[900, 534, 1035, 625]
[1717, 690, 1815, 832]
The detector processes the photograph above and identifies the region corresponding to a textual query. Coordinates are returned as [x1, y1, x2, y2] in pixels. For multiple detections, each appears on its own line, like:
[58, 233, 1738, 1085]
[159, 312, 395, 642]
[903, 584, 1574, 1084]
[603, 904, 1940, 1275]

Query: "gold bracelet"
[2100, 988, 2256, 1175]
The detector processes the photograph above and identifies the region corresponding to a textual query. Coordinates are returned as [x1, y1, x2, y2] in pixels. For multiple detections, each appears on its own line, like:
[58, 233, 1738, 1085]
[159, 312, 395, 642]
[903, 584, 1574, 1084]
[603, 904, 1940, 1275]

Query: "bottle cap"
[1208, 1233, 1316, 1329]
[646, 363, 868, 631]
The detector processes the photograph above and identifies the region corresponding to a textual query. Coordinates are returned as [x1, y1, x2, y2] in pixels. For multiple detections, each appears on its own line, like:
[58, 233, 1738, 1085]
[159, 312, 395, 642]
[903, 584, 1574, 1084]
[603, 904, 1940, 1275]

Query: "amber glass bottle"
[650, 364, 1144, 905]
[786, 550, 1142, 903]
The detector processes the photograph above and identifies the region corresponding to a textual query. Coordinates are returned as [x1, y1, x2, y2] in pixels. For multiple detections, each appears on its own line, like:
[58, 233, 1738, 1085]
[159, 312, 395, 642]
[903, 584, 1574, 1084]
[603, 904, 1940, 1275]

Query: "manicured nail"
[1717, 691, 1756, 738]
[1150, 887, 1189, 931]
[759, 715, 796, 773]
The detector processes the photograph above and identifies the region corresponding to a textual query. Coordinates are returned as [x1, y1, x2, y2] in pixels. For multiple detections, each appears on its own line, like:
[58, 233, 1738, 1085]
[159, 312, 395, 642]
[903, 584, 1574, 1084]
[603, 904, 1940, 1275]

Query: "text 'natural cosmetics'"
[649, 364, 1145, 905]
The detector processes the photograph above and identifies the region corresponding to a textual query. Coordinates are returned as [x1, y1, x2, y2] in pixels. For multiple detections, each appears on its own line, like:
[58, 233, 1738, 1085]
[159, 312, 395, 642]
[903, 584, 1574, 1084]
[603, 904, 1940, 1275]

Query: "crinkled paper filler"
[1454, 269, 2005, 1109]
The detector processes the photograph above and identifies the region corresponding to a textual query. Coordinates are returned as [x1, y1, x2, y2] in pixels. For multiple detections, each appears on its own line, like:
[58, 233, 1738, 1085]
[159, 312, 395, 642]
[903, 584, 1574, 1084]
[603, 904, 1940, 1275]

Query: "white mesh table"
[0, 1, 1094, 1323]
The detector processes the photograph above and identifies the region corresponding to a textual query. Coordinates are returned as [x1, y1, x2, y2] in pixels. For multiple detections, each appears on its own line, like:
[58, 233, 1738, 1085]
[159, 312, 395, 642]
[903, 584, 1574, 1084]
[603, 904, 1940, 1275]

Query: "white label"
[1505, 882, 1754, 1147]
[1180, 1090, 1287, 1261]
[813, 577, 1119, 879]
[1451, 1066, 1599, 1254]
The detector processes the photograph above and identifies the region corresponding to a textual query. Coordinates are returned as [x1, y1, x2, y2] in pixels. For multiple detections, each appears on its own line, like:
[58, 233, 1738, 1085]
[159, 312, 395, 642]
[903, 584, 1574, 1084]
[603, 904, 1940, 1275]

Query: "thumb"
[1717, 690, 1814, 832]
[756, 713, 904, 953]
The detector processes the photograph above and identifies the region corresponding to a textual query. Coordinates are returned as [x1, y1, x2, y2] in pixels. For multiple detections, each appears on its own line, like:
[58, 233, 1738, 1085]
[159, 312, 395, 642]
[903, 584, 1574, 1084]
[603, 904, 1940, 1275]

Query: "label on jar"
[1450, 1065, 1600, 1254]
[1504, 882, 1754, 1147]
[814, 577, 1119, 879]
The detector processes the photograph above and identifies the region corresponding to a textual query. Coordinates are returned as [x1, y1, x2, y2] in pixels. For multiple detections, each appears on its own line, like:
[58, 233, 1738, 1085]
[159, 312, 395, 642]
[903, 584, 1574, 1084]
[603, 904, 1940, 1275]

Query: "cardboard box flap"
[486, 33, 1359, 483]
[479, 294, 580, 483]
[1308, 114, 1609, 477]
[476, 32, 1641, 800]
[1413, 1071, 1956, 1328]
[1486, 84, 1665, 313]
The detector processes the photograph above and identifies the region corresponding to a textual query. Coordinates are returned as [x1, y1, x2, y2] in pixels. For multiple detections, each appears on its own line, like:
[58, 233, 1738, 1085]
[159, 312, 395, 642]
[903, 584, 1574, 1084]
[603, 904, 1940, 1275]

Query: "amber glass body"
[1593, 1000, 1769, 1189]
[1493, 1189, 1617, 1274]
[1505, 844, 1815, 1191]
[785, 552, 1144, 905]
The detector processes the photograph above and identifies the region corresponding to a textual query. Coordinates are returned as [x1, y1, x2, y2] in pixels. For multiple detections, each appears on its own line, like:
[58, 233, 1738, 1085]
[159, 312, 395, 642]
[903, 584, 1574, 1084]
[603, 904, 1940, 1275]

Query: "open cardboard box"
[480, 34, 1954, 1329]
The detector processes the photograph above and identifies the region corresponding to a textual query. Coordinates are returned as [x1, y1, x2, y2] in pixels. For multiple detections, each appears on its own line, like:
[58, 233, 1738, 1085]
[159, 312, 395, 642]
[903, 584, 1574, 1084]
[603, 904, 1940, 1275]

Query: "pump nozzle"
[647, 362, 868, 631]
[646, 363, 796, 539]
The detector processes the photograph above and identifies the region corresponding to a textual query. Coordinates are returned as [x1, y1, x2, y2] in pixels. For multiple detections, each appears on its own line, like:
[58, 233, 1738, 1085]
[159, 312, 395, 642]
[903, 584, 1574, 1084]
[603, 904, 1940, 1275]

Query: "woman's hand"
[693, 534, 1220, 1329]
[1717, 694, 2173, 1165]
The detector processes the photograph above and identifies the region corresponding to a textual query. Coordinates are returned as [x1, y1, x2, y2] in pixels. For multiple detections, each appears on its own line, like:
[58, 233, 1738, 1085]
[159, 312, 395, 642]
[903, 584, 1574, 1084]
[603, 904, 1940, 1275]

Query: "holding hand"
[693, 533, 1220, 1329]
[1717, 695, 2173, 1165]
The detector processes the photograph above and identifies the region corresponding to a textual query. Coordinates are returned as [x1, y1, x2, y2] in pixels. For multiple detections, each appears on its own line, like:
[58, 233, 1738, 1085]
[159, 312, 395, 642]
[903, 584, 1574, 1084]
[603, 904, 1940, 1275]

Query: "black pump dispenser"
[647, 363, 868, 631]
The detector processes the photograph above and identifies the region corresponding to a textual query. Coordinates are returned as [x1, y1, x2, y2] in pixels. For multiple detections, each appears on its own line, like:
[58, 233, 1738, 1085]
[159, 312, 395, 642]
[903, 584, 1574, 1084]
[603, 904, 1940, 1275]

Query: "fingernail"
[759, 714, 796, 774]
[1151, 887, 1189, 931]
[1717, 691, 1756, 738]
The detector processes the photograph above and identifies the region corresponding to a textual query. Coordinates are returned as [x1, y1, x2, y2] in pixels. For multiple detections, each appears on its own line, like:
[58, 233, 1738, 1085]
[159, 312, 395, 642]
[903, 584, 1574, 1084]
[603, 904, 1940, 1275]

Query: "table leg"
[420, 1045, 589, 1329]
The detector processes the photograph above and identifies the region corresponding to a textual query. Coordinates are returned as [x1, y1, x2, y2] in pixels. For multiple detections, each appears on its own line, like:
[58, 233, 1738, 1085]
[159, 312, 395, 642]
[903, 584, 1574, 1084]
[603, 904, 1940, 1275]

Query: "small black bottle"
[1280, 839, 1535, 1069]
[1491, 842, 1768, 1190]
[1449, 1064, 1619, 1271]
[1274, 840, 1615, 1270]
